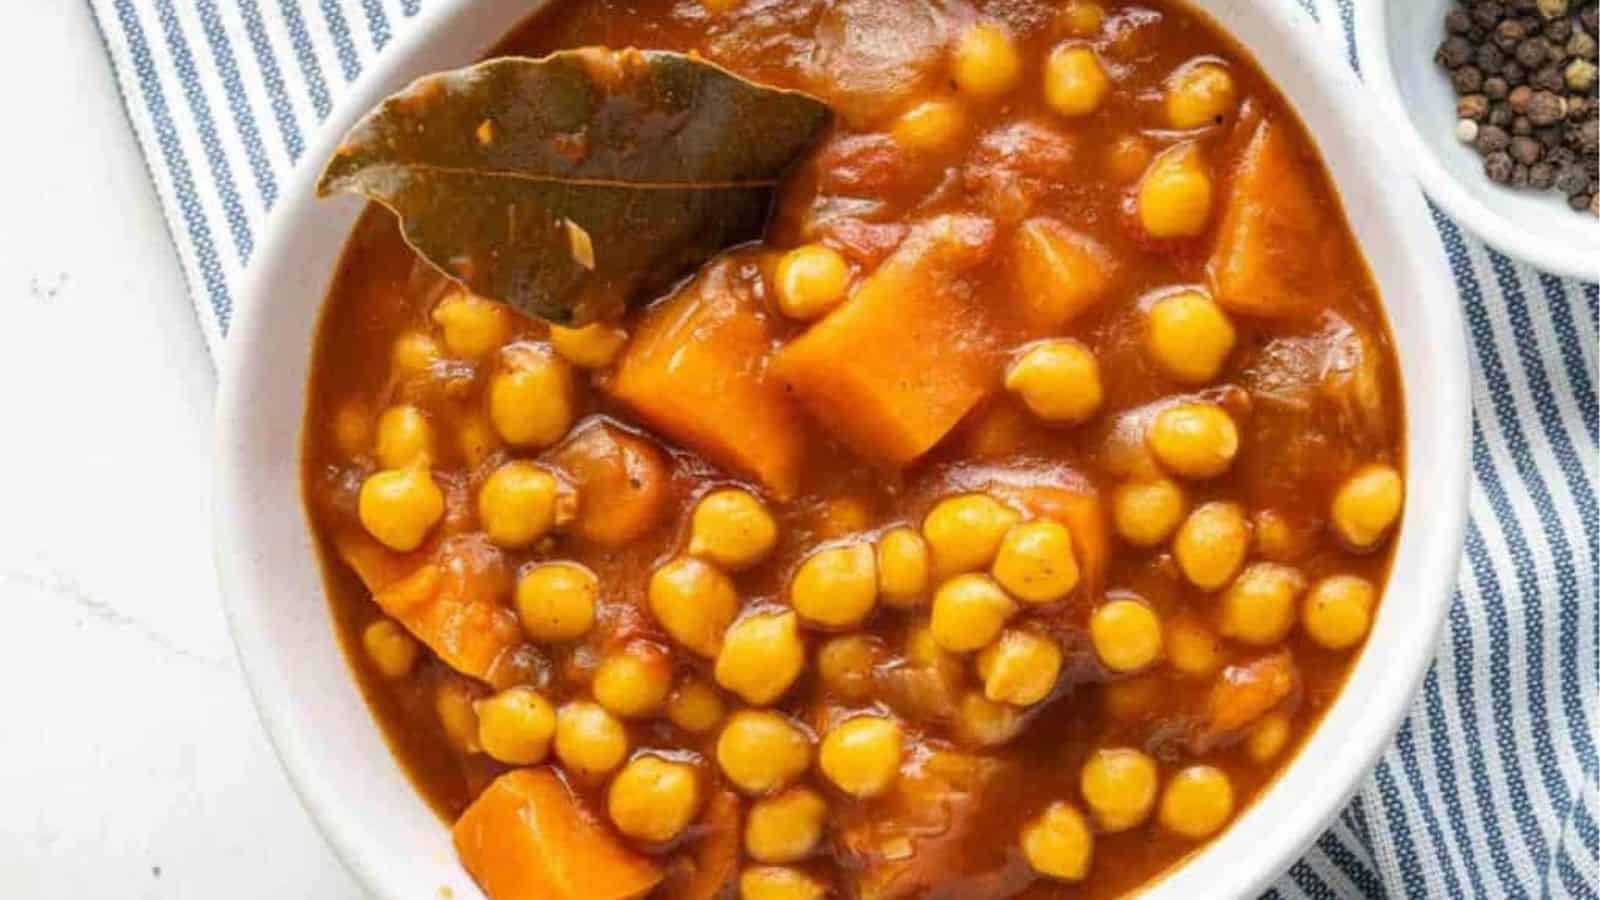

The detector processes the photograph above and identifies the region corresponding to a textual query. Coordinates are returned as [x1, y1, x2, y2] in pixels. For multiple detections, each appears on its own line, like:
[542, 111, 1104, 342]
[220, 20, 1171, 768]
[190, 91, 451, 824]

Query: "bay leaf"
[318, 48, 832, 325]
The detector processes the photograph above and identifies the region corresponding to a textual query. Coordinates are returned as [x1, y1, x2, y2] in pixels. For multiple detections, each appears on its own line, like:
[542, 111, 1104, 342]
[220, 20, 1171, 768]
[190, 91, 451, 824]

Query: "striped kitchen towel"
[89, 0, 1597, 897]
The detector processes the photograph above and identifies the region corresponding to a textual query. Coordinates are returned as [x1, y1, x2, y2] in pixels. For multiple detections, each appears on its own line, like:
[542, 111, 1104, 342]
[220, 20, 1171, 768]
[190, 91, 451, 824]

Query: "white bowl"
[214, 2, 1473, 897]
[1355, 0, 1600, 280]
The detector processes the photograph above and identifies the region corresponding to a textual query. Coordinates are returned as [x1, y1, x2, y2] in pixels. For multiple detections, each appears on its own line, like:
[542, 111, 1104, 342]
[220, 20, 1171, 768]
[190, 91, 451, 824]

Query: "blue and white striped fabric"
[89, 0, 1597, 896]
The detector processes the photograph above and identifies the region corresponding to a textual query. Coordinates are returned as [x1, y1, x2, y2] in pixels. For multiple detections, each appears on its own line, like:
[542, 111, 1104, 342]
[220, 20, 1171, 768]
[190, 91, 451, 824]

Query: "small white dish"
[213, 1, 1474, 898]
[1356, 0, 1600, 280]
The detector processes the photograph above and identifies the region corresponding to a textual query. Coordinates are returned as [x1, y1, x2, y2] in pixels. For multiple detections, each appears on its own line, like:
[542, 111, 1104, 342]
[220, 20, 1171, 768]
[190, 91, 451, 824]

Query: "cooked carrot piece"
[1010, 217, 1117, 332]
[1207, 120, 1332, 318]
[1204, 650, 1298, 738]
[453, 768, 663, 900]
[772, 215, 999, 466]
[549, 419, 671, 546]
[606, 259, 806, 498]
[371, 538, 520, 683]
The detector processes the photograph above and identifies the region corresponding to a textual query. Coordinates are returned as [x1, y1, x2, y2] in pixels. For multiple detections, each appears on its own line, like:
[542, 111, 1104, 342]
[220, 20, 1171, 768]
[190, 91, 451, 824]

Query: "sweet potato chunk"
[334, 529, 422, 592]
[549, 419, 671, 546]
[1208, 119, 1331, 318]
[773, 215, 999, 466]
[453, 768, 663, 900]
[372, 536, 520, 683]
[607, 260, 805, 498]
[1010, 217, 1116, 332]
[1203, 650, 1298, 739]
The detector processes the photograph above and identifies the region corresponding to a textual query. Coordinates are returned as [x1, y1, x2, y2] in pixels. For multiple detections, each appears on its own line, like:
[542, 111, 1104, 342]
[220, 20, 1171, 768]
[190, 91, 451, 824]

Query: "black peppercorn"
[1530, 162, 1558, 188]
[1537, 123, 1566, 145]
[1490, 102, 1516, 126]
[1532, 63, 1566, 90]
[1479, 41, 1509, 70]
[1549, 145, 1578, 167]
[1484, 75, 1511, 98]
[1511, 134, 1545, 162]
[1554, 163, 1590, 194]
[1448, 5, 1476, 33]
[1516, 35, 1550, 66]
[1477, 123, 1514, 152]
[1496, 16, 1530, 46]
[1527, 89, 1569, 123]
[1545, 15, 1574, 41]
[1485, 150, 1517, 181]
[1454, 64, 1488, 92]
[1503, 59, 1527, 83]
[1476, 1, 1508, 26]
[1514, 114, 1536, 134]
[1567, 192, 1592, 210]
[1438, 35, 1476, 67]
[1582, 5, 1598, 33]
[1578, 118, 1600, 154]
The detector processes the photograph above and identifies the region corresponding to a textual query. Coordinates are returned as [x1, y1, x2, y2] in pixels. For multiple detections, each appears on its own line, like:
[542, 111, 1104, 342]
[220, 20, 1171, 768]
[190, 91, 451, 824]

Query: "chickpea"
[1219, 562, 1306, 646]
[1021, 802, 1094, 882]
[330, 399, 374, 460]
[739, 866, 825, 900]
[816, 635, 879, 703]
[1137, 143, 1213, 238]
[1166, 62, 1237, 129]
[1102, 674, 1161, 722]
[977, 629, 1063, 705]
[1044, 45, 1110, 117]
[476, 687, 556, 765]
[1164, 617, 1222, 677]
[1331, 463, 1404, 550]
[1159, 765, 1235, 838]
[774, 244, 851, 321]
[957, 691, 1026, 747]
[358, 468, 445, 552]
[819, 715, 902, 798]
[1059, 1, 1106, 36]
[608, 755, 702, 843]
[952, 22, 1023, 100]
[1253, 508, 1312, 562]
[745, 787, 827, 863]
[1089, 597, 1163, 673]
[689, 489, 778, 570]
[876, 526, 931, 608]
[1247, 712, 1292, 764]
[549, 321, 628, 369]
[930, 574, 1018, 652]
[905, 622, 966, 687]
[362, 619, 419, 678]
[478, 461, 564, 549]
[455, 412, 500, 468]
[1105, 133, 1152, 184]
[1080, 747, 1159, 832]
[789, 543, 878, 628]
[511, 564, 595, 644]
[667, 679, 726, 734]
[716, 610, 806, 706]
[1112, 478, 1187, 547]
[1004, 340, 1104, 424]
[593, 642, 674, 718]
[390, 329, 442, 378]
[891, 98, 968, 153]
[1174, 501, 1252, 590]
[1147, 401, 1239, 479]
[1302, 574, 1376, 650]
[1146, 291, 1236, 384]
[432, 291, 510, 358]
[716, 710, 812, 796]
[992, 520, 1081, 604]
[435, 679, 482, 753]
[922, 493, 1022, 577]
[648, 558, 740, 658]
[374, 404, 433, 469]
[554, 701, 629, 777]
[488, 347, 575, 449]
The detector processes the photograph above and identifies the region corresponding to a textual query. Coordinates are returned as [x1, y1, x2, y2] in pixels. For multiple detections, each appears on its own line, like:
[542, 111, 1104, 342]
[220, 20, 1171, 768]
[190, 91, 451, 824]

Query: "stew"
[302, 0, 1405, 897]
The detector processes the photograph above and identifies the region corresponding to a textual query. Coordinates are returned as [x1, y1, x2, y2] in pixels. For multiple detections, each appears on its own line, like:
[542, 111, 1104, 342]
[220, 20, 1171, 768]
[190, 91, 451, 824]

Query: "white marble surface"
[0, 4, 361, 897]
